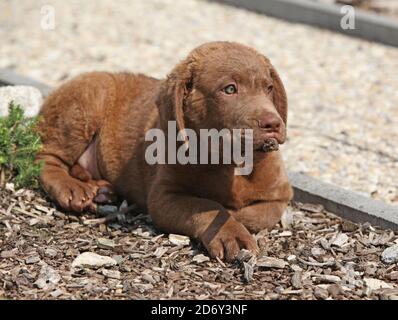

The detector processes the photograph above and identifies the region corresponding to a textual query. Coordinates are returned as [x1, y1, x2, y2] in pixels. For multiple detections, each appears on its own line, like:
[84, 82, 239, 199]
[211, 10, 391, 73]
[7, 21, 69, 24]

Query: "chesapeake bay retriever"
[37, 41, 293, 261]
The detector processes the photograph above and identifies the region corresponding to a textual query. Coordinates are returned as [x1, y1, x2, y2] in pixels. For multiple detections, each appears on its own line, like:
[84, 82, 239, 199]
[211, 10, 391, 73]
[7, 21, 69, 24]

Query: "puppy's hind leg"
[36, 72, 114, 213]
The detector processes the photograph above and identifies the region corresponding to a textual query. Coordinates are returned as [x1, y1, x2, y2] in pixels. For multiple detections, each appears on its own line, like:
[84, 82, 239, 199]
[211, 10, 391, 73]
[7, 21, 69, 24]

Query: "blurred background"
[1, 0, 397, 204]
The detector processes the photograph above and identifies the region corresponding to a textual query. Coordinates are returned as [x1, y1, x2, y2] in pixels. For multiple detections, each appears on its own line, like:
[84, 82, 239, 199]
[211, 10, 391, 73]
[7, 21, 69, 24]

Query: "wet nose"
[258, 115, 281, 132]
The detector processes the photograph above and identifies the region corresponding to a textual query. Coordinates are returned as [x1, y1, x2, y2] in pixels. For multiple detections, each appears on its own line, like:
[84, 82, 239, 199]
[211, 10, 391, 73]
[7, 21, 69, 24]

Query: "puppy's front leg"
[147, 191, 258, 261]
[231, 201, 288, 233]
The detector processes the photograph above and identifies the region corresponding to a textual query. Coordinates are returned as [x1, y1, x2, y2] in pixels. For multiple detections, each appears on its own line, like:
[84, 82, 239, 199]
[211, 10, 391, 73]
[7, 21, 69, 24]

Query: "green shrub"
[0, 102, 42, 189]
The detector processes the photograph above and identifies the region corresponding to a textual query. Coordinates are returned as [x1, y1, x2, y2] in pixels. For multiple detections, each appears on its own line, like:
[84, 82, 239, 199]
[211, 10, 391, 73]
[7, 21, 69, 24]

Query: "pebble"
[44, 248, 58, 258]
[168, 234, 190, 246]
[50, 289, 64, 298]
[1, 248, 18, 258]
[331, 233, 349, 247]
[71, 252, 117, 269]
[97, 238, 116, 249]
[97, 205, 118, 217]
[291, 271, 303, 289]
[142, 273, 156, 284]
[153, 247, 168, 258]
[314, 286, 329, 300]
[342, 220, 358, 232]
[328, 284, 344, 298]
[381, 244, 398, 264]
[257, 257, 287, 269]
[311, 247, 326, 257]
[25, 255, 40, 264]
[363, 278, 394, 291]
[281, 208, 294, 229]
[236, 249, 253, 262]
[192, 254, 210, 264]
[243, 262, 254, 283]
[34, 263, 61, 290]
[102, 269, 121, 280]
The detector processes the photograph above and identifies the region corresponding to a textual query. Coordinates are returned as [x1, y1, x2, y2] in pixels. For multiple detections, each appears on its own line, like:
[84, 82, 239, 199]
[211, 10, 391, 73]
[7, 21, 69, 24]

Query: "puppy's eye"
[267, 84, 274, 94]
[223, 84, 237, 95]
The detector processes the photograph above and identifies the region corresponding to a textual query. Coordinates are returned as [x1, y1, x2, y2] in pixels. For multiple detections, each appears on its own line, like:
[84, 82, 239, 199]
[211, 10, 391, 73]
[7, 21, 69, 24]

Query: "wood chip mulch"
[1, 184, 398, 300]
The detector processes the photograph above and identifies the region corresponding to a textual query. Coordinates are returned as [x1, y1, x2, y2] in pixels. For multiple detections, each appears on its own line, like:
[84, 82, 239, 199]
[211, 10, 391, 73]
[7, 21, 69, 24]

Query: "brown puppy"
[37, 42, 293, 261]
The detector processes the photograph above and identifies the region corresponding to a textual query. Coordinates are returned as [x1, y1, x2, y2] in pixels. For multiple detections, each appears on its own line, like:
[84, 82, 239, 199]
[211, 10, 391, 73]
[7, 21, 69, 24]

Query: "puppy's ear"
[156, 60, 194, 142]
[270, 66, 288, 125]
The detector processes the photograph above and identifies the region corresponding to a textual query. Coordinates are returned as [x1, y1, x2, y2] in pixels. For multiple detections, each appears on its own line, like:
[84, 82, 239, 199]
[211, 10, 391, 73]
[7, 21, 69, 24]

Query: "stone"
[342, 220, 358, 232]
[331, 233, 349, 247]
[34, 263, 61, 290]
[44, 248, 58, 258]
[71, 252, 117, 269]
[311, 247, 326, 257]
[328, 284, 344, 298]
[363, 278, 393, 291]
[97, 238, 116, 249]
[381, 244, 398, 264]
[97, 205, 118, 217]
[0, 86, 43, 117]
[142, 273, 156, 284]
[168, 234, 190, 246]
[314, 286, 329, 300]
[291, 271, 302, 289]
[192, 254, 210, 264]
[257, 257, 287, 269]
[102, 269, 121, 280]
[236, 249, 253, 262]
[243, 262, 254, 283]
[1, 248, 18, 258]
[50, 289, 64, 298]
[281, 207, 294, 229]
[25, 255, 40, 264]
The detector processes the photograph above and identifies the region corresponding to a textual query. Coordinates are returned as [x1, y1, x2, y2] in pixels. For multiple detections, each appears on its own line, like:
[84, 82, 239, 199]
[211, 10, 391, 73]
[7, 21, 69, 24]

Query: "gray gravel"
[1, 0, 397, 204]
[0, 86, 43, 117]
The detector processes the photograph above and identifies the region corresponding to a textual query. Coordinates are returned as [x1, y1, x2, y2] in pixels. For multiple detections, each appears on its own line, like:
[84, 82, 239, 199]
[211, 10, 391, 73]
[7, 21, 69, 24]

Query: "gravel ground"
[1, 0, 398, 205]
[1, 186, 398, 300]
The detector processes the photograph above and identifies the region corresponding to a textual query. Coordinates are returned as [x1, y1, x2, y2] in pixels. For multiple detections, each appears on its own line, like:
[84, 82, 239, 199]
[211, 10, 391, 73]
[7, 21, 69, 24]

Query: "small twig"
[216, 257, 226, 268]
[12, 206, 48, 221]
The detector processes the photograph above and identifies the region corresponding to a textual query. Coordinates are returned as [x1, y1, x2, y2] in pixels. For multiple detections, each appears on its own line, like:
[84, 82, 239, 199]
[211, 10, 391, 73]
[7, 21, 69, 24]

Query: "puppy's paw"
[51, 177, 99, 213]
[201, 218, 259, 262]
[92, 180, 117, 205]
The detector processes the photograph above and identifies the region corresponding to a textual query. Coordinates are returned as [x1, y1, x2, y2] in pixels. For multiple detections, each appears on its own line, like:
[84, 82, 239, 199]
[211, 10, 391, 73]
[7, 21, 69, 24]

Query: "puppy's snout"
[258, 115, 281, 132]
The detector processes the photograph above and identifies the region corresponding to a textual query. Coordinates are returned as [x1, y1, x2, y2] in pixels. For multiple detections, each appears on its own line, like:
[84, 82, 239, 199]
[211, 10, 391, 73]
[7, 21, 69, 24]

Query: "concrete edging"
[0, 68, 52, 96]
[212, 0, 398, 47]
[289, 172, 398, 231]
[1, 68, 397, 230]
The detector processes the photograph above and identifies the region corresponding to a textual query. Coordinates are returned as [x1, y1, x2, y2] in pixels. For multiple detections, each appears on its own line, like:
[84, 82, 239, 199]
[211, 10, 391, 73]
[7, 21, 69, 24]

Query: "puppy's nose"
[258, 115, 281, 132]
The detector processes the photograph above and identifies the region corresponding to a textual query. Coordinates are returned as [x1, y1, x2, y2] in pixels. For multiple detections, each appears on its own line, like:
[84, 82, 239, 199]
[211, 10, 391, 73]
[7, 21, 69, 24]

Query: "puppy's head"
[156, 41, 288, 151]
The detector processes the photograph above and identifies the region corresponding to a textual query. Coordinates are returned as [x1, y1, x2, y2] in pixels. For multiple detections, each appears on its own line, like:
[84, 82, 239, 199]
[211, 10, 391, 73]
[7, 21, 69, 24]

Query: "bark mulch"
[1, 184, 397, 300]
